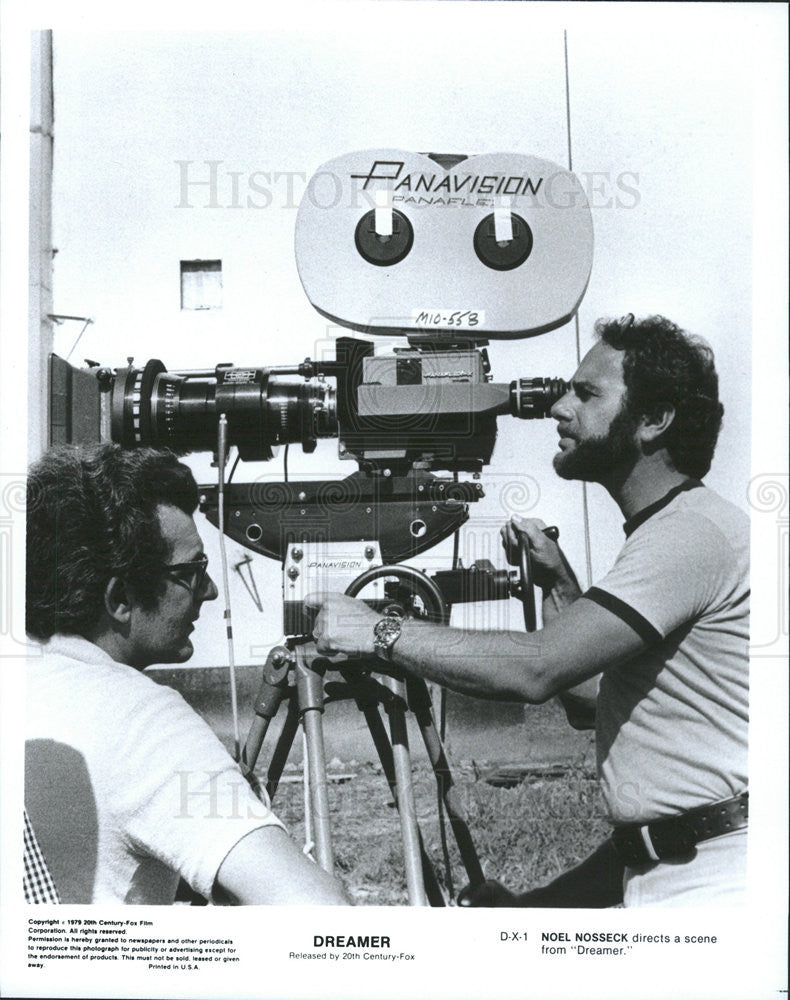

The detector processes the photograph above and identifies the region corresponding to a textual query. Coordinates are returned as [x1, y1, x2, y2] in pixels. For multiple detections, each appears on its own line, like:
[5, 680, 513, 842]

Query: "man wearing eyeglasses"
[24, 443, 348, 906]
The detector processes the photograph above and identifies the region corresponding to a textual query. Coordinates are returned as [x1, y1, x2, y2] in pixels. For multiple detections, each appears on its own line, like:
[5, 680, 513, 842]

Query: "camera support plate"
[199, 472, 480, 565]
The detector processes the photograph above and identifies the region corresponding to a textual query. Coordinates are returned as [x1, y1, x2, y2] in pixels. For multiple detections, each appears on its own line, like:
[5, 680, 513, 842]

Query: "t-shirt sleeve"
[584, 510, 738, 642]
[105, 677, 287, 900]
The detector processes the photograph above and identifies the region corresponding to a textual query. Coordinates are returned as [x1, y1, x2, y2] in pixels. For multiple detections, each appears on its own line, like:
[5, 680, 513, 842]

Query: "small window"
[180, 259, 222, 310]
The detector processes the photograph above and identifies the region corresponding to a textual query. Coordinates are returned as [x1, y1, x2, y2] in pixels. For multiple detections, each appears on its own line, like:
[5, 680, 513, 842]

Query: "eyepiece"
[509, 377, 568, 419]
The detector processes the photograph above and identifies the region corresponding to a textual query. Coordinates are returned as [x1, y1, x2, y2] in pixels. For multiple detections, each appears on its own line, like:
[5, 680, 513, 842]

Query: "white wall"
[49, 5, 758, 666]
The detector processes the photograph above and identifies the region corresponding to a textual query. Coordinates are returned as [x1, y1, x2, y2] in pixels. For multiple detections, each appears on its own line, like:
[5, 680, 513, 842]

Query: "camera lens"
[111, 360, 336, 461]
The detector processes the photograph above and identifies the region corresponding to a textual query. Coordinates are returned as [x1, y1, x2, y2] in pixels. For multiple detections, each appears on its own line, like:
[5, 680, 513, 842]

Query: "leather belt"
[610, 792, 748, 867]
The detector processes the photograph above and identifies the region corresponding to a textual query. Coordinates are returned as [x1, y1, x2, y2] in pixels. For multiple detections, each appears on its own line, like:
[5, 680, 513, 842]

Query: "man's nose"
[201, 573, 219, 602]
[550, 391, 573, 422]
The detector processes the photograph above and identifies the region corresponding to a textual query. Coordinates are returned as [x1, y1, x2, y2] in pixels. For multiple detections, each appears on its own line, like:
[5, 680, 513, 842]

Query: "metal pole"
[294, 646, 334, 874]
[380, 673, 428, 906]
[408, 676, 485, 886]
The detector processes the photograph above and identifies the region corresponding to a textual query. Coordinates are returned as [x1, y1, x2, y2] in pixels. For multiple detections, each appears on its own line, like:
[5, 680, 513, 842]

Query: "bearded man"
[306, 314, 749, 907]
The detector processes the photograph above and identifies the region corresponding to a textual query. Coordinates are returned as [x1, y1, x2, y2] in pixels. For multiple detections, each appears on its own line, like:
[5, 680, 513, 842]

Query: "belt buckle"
[637, 824, 661, 862]
[644, 816, 698, 861]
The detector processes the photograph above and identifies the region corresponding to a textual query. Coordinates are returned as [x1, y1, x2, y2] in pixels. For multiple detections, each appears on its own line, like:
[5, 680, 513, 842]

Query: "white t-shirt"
[584, 483, 749, 825]
[25, 634, 285, 904]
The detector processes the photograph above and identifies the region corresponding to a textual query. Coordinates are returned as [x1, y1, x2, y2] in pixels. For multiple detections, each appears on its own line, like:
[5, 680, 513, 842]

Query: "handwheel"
[512, 525, 559, 633]
[344, 564, 450, 626]
[516, 536, 537, 633]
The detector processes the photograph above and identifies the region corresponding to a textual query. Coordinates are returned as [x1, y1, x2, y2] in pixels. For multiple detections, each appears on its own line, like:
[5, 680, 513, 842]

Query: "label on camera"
[222, 369, 257, 384]
[411, 309, 485, 330]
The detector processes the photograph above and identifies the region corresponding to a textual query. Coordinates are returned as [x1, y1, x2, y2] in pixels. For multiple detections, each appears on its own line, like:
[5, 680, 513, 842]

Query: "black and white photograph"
[1, 2, 787, 999]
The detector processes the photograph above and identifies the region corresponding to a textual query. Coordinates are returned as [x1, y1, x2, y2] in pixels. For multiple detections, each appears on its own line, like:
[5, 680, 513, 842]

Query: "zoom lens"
[111, 359, 337, 461]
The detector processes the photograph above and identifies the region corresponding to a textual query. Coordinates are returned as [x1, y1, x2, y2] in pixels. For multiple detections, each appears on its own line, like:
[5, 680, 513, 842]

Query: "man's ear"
[103, 576, 133, 625]
[637, 404, 675, 445]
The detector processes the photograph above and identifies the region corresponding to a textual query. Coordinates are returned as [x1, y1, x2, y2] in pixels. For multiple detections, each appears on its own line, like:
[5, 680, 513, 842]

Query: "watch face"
[374, 618, 402, 643]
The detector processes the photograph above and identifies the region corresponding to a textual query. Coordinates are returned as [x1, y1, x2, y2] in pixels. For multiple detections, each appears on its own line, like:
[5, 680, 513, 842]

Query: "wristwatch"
[373, 615, 403, 661]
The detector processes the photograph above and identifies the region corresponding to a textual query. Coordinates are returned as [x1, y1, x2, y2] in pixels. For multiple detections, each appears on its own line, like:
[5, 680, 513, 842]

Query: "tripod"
[239, 564, 490, 906]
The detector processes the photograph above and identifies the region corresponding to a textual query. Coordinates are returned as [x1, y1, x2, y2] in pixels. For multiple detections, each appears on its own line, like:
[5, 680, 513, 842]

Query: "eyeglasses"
[161, 553, 210, 597]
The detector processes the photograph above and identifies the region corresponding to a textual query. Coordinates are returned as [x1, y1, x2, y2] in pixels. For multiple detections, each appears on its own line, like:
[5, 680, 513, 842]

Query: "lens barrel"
[111, 360, 337, 461]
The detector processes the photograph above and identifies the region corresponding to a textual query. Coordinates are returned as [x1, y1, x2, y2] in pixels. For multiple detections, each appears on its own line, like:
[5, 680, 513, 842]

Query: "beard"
[553, 404, 640, 482]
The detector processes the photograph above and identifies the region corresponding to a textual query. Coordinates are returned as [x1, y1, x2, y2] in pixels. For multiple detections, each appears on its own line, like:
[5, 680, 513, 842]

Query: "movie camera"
[106, 150, 594, 904]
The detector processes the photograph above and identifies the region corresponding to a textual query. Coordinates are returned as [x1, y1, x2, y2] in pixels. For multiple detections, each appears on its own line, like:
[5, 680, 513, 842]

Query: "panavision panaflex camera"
[109, 151, 593, 632]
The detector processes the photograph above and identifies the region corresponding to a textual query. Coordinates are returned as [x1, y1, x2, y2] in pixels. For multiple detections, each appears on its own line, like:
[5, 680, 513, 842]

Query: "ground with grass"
[154, 665, 611, 906]
[269, 760, 610, 905]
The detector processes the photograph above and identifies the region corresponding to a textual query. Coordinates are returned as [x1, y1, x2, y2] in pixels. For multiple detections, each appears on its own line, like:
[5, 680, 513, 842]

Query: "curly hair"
[26, 444, 199, 640]
[596, 314, 724, 478]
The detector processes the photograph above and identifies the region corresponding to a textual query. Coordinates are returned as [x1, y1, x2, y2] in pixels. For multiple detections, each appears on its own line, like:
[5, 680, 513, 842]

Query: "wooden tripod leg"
[408, 676, 485, 887]
[294, 646, 334, 875]
[379, 673, 428, 906]
[264, 695, 301, 801]
[340, 668, 447, 906]
[241, 645, 291, 781]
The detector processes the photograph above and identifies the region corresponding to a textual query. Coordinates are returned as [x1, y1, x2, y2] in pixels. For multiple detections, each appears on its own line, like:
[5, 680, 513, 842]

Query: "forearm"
[556, 676, 599, 729]
[306, 590, 645, 708]
[541, 552, 583, 623]
[389, 619, 551, 703]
